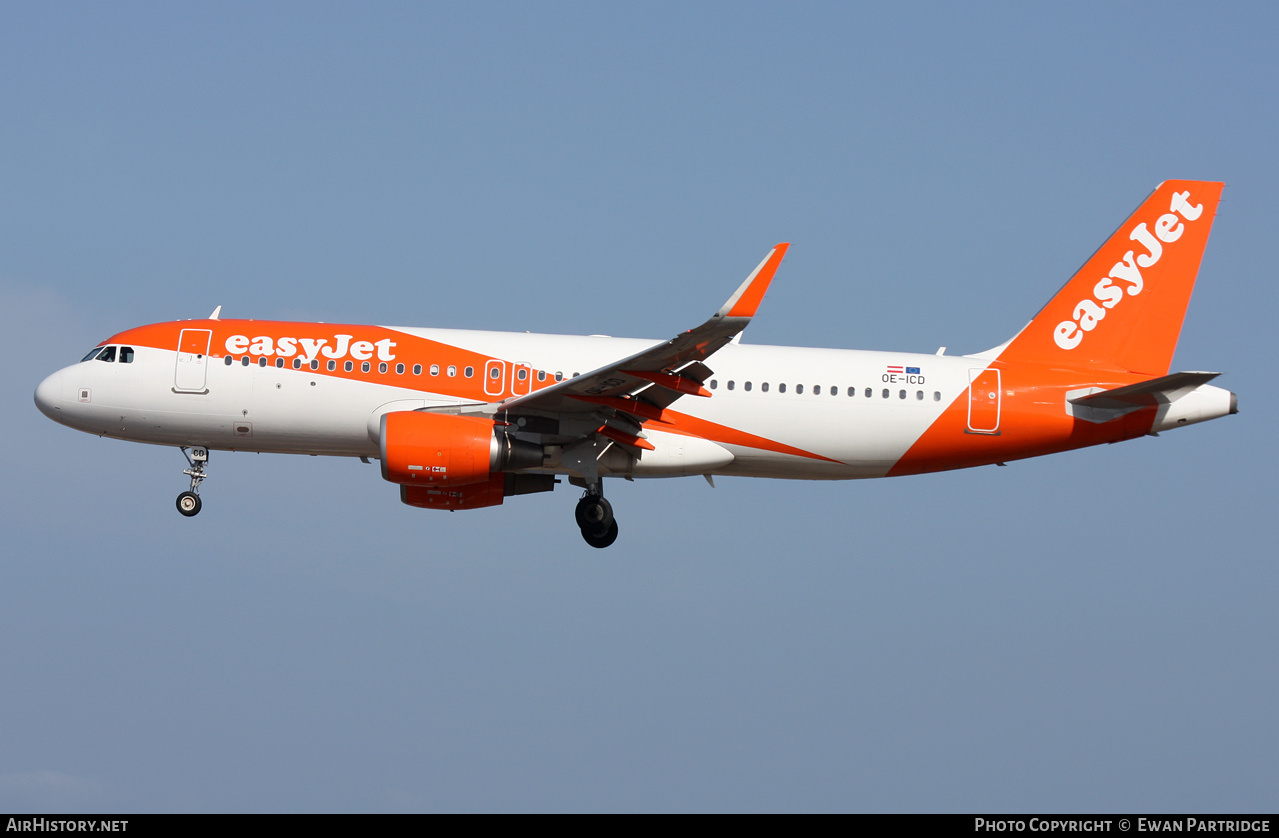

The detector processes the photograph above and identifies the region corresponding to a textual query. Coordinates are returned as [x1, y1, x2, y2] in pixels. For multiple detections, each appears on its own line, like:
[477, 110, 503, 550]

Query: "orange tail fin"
[995, 180, 1224, 375]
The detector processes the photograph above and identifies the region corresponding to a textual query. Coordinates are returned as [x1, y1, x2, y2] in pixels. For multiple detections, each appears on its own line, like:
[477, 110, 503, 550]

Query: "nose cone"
[34, 370, 64, 424]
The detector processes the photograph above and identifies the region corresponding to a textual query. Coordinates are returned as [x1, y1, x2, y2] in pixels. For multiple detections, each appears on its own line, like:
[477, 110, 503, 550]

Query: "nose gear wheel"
[176, 491, 202, 517]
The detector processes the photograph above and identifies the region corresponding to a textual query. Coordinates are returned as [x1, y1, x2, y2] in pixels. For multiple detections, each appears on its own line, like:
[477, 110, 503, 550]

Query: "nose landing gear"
[576, 490, 618, 548]
[177, 446, 208, 517]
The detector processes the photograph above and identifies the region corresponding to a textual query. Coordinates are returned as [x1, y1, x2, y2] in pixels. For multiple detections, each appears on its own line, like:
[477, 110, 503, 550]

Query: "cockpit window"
[79, 345, 134, 363]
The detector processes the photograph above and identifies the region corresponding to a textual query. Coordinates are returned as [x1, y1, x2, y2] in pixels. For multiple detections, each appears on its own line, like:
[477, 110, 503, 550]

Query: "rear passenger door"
[967, 368, 1001, 434]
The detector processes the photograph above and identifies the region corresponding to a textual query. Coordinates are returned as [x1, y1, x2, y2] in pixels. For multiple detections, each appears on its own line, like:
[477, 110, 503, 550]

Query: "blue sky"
[2, 2, 1276, 812]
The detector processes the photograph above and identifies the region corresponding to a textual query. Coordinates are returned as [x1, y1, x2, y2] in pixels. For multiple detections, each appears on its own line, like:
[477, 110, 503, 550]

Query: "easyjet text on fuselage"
[223, 334, 398, 363]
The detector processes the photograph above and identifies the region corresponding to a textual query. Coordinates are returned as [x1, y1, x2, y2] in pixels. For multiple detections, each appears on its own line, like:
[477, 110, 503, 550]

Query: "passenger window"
[744, 381, 752, 391]
[413, 364, 421, 375]
[882, 389, 889, 398]
[396, 363, 405, 374]
[555, 372, 564, 381]
[447, 365, 457, 377]
[934, 391, 941, 401]
[916, 390, 923, 400]
[311, 359, 320, 370]
[517, 369, 527, 381]
[119, 347, 134, 363]
[345, 361, 354, 372]
[293, 359, 303, 370]
[779, 383, 787, 393]
[490, 367, 500, 379]
[761, 382, 769, 392]
[727, 380, 735, 391]
[537, 370, 547, 382]
[242, 356, 251, 366]
[899, 390, 906, 399]
[796, 384, 804, 394]
[379, 362, 388, 373]
[847, 387, 854, 396]
[259, 357, 267, 368]
[430, 364, 439, 376]
[327, 360, 337, 371]
[464, 366, 474, 378]
[710, 380, 718, 390]
[362, 361, 370, 373]
[97, 346, 117, 363]
[865, 388, 872, 398]
[276, 358, 284, 369]
[224, 356, 233, 366]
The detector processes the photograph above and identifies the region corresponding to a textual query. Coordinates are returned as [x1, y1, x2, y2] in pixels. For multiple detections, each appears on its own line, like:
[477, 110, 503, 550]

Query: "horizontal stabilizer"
[1068, 371, 1220, 410]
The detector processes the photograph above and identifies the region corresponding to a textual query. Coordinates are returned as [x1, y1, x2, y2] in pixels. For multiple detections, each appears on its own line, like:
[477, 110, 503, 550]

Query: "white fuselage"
[35, 327, 978, 481]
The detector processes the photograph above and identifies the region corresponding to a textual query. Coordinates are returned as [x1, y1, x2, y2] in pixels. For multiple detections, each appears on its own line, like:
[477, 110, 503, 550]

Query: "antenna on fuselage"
[209, 305, 222, 320]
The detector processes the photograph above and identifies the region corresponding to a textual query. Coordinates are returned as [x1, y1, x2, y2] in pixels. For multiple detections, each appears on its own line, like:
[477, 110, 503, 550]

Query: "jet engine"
[379, 410, 551, 509]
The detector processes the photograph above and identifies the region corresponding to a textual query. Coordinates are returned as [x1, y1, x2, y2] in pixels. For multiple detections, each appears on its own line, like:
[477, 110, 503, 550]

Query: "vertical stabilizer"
[996, 180, 1223, 375]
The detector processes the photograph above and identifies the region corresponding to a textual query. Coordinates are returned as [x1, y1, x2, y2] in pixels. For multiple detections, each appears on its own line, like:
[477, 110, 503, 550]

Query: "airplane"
[34, 180, 1236, 548]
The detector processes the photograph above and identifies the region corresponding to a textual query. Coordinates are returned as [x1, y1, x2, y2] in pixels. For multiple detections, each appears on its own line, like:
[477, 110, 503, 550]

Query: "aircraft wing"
[484, 243, 788, 426]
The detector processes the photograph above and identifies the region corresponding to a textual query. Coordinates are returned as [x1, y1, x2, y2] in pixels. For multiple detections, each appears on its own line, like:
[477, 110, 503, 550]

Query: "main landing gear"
[576, 489, 618, 548]
[176, 446, 208, 518]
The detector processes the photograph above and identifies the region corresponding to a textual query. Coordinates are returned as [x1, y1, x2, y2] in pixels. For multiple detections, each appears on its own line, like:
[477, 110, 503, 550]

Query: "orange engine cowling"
[379, 410, 543, 487]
